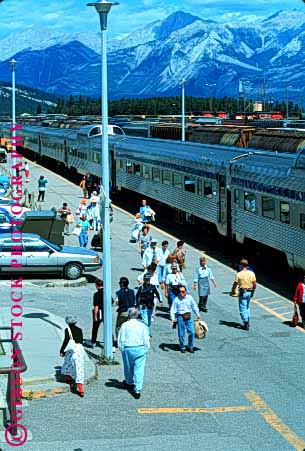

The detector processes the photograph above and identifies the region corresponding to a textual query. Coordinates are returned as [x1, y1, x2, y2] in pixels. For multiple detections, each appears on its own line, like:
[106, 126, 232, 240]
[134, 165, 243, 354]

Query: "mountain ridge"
[0, 10, 305, 101]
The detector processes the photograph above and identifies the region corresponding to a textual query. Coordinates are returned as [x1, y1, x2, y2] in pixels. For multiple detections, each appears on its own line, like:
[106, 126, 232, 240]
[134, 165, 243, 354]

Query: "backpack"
[137, 286, 155, 309]
[174, 248, 185, 265]
[117, 288, 135, 313]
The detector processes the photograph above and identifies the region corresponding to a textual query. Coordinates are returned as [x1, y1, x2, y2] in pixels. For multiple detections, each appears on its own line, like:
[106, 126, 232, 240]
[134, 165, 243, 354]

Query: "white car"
[0, 233, 103, 280]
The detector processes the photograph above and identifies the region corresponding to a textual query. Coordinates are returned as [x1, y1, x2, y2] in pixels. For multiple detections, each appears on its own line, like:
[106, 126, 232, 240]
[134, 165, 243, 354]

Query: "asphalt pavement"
[0, 160, 305, 450]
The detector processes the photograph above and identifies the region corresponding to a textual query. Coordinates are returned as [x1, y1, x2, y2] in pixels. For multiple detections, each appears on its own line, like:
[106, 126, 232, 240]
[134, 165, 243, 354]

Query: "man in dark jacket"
[115, 277, 136, 338]
[136, 273, 160, 333]
[89, 279, 103, 347]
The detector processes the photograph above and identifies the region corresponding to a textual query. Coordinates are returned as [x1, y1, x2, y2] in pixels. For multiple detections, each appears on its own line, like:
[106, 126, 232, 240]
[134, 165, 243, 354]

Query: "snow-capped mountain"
[0, 26, 101, 61]
[1, 10, 305, 100]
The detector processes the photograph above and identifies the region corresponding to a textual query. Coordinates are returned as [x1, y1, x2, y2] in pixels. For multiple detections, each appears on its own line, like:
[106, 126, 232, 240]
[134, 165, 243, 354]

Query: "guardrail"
[0, 327, 27, 436]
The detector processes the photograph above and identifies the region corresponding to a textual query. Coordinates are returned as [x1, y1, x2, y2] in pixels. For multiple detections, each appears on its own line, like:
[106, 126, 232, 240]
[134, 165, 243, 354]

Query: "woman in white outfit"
[60, 316, 85, 397]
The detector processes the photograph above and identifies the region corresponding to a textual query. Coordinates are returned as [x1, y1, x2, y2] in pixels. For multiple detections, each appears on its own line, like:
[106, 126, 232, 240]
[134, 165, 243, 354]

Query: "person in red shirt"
[293, 275, 305, 328]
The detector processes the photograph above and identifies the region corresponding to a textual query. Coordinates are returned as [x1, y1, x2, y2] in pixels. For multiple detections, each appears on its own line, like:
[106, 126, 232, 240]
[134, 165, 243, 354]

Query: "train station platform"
[0, 159, 305, 450]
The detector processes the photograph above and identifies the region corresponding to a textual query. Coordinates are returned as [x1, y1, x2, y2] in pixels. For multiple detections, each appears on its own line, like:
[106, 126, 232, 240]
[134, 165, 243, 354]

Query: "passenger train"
[0, 122, 304, 272]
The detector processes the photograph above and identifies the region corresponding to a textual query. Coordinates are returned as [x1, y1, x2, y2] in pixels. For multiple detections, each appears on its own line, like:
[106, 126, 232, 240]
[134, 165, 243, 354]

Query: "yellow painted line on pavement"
[245, 391, 305, 451]
[139, 391, 305, 450]
[254, 296, 274, 302]
[252, 299, 305, 334]
[138, 405, 253, 414]
[264, 300, 286, 305]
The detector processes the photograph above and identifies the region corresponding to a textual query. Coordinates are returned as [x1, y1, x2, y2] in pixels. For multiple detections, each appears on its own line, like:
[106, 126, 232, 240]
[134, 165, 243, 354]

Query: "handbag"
[182, 312, 191, 321]
[66, 213, 74, 224]
[194, 319, 208, 339]
[64, 327, 77, 352]
[292, 304, 299, 327]
[71, 226, 81, 237]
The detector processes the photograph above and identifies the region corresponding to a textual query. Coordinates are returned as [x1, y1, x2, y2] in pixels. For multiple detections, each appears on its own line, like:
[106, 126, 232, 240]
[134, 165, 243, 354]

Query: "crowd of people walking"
[58, 195, 304, 401]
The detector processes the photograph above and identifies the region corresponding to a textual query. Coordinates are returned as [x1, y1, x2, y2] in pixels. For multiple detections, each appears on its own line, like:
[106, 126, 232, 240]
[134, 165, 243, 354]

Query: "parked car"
[0, 174, 9, 195]
[0, 147, 7, 163]
[0, 207, 14, 233]
[0, 233, 103, 279]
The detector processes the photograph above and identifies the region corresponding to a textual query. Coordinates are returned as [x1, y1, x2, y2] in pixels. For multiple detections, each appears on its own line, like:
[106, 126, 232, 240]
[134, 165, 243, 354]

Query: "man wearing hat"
[165, 263, 188, 308]
[193, 256, 217, 312]
[87, 197, 101, 232]
[118, 308, 150, 399]
[136, 273, 160, 333]
[142, 239, 162, 269]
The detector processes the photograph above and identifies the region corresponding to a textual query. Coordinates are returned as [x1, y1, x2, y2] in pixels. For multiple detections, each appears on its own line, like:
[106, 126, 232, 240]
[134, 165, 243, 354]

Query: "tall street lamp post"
[87, 0, 118, 359]
[181, 79, 185, 142]
[9, 59, 17, 176]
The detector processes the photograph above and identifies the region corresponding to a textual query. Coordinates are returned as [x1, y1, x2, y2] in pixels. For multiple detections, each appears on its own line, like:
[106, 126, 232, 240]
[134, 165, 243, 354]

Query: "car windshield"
[41, 238, 62, 252]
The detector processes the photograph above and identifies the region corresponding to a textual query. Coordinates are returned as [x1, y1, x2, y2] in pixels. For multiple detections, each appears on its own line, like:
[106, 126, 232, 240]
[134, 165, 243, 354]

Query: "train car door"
[110, 145, 116, 192]
[38, 134, 42, 156]
[217, 174, 229, 236]
[64, 140, 69, 167]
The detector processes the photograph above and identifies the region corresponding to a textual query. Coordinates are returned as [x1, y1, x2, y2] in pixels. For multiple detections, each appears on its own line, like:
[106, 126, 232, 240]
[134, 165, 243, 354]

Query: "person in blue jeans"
[231, 259, 256, 330]
[77, 214, 91, 248]
[37, 175, 48, 202]
[118, 308, 150, 399]
[136, 273, 160, 334]
[170, 285, 201, 353]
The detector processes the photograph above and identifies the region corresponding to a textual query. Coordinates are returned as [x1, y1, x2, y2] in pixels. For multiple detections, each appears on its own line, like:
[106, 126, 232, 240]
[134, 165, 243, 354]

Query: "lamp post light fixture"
[87, 0, 118, 360]
[181, 79, 185, 142]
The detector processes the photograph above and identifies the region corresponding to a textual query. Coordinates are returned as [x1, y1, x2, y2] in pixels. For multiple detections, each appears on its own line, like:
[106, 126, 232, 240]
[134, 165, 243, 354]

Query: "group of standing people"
[59, 197, 262, 400]
[79, 173, 100, 199]
[57, 179, 102, 246]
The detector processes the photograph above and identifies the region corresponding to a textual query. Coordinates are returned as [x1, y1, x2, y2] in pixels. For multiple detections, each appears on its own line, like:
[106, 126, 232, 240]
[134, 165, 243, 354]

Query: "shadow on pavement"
[283, 320, 297, 328]
[85, 274, 100, 284]
[156, 311, 171, 321]
[105, 379, 126, 390]
[219, 320, 243, 329]
[159, 343, 181, 352]
[23, 312, 62, 330]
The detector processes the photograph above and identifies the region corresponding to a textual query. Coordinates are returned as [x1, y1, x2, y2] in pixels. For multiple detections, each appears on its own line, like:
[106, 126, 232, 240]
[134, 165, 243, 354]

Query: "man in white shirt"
[170, 285, 200, 353]
[158, 240, 170, 285]
[142, 239, 162, 269]
[118, 307, 150, 399]
[165, 263, 188, 308]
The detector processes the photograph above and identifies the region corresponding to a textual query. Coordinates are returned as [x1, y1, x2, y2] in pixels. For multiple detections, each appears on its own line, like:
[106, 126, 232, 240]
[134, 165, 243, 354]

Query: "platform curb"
[0, 277, 87, 288]
[22, 363, 98, 400]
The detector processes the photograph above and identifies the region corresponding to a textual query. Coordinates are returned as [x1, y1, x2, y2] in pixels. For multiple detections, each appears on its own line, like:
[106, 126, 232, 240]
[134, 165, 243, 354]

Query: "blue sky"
[0, 0, 304, 38]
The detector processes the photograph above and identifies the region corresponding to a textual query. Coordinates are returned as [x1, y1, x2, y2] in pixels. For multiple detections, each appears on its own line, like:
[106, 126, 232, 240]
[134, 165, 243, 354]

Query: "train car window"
[244, 192, 256, 213]
[197, 179, 203, 196]
[173, 173, 182, 189]
[184, 176, 195, 193]
[134, 163, 141, 176]
[280, 202, 290, 224]
[204, 181, 213, 198]
[162, 170, 172, 186]
[142, 165, 151, 179]
[119, 159, 124, 169]
[262, 196, 275, 219]
[234, 189, 240, 205]
[126, 161, 132, 174]
[152, 167, 160, 182]
[300, 213, 305, 230]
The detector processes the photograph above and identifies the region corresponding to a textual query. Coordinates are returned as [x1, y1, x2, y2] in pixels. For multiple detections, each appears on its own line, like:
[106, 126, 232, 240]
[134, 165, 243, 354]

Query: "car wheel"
[64, 262, 83, 280]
